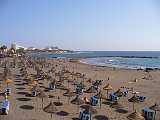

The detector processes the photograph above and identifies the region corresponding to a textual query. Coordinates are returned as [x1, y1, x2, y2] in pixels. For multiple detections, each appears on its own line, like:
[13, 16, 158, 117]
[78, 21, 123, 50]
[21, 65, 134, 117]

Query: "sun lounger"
[0, 99, 10, 115]
[79, 110, 91, 120]
[142, 107, 155, 120]
[76, 85, 83, 95]
[122, 88, 129, 96]
[5, 87, 11, 96]
[136, 96, 146, 102]
[109, 93, 119, 102]
[90, 96, 98, 106]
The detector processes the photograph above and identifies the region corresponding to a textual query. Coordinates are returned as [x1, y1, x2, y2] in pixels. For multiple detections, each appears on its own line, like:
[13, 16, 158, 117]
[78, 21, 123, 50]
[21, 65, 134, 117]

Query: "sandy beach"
[0, 57, 160, 120]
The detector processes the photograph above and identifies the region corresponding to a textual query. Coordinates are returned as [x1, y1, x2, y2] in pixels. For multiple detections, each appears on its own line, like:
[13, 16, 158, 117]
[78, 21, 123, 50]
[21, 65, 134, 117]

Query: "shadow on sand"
[16, 91, 28, 95]
[16, 98, 32, 101]
[57, 111, 69, 116]
[94, 115, 109, 120]
[115, 108, 128, 114]
[20, 105, 34, 110]
[16, 87, 25, 90]
[72, 118, 79, 120]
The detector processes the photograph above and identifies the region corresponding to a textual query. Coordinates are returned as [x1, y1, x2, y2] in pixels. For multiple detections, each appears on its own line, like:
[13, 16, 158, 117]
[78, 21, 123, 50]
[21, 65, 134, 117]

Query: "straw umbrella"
[38, 91, 47, 109]
[71, 95, 84, 105]
[63, 89, 76, 104]
[85, 86, 97, 94]
[114, 89, 124, 97]
[31, 80, 38, 86]
[4, 79, 12, 87]
[71, 95, 84, 113]
[128, 95, 140, 111]
[43, 101, 57, 119]
[56, 82, 67, 90]
[127, 111, 145, 120]
[94, 90, 106, 108]
[150, 103, 160, 120]
[103, 83, 113, 99]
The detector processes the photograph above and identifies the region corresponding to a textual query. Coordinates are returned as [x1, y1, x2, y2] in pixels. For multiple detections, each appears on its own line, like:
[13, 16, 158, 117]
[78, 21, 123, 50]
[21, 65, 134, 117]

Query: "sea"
[31, 51, 160, 69]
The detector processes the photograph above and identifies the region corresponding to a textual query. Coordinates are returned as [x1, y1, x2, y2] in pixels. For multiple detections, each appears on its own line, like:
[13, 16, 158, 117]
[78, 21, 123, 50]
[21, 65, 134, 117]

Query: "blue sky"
[0, 0, 160, 50]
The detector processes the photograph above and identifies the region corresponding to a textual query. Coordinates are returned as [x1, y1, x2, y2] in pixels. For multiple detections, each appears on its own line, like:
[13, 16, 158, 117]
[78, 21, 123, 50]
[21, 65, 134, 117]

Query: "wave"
[80, 57, 160, 69]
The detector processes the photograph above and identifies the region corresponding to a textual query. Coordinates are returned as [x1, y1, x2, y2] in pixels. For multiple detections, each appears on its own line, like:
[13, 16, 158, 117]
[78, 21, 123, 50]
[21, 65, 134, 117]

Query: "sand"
[0, 57, 160, 120]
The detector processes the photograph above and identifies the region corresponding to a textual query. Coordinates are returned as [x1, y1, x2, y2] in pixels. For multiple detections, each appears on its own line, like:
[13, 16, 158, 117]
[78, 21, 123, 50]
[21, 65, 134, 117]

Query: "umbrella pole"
[154, 110, 156, 120]
[100, 97, 102, 109]
[68, 96, 70, 104]
[42, 98, 43, 109]
[133, 103, 135, 111]
[51, 113, 52, 118]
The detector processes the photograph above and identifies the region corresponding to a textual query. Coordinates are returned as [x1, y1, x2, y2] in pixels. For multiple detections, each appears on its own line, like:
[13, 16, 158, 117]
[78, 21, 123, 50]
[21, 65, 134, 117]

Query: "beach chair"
[76, 85, 83, 95]
[5, 87, 11, 96]
[142, 107, 155, 120]
[109, 93, 119, 102]
[90, 96, 98, 106]
[0, 99, 10, 115]
[49, 82, 55, 90]
[136, 96, 146, 102]
[79, 110, 91, 120]
[31, 90, 37, 97]
[122, 88, 129, 96]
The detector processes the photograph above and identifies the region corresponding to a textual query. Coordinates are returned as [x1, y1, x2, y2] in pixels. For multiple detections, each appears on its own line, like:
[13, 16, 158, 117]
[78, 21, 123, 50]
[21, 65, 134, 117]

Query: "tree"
[16, 47, 25, 54]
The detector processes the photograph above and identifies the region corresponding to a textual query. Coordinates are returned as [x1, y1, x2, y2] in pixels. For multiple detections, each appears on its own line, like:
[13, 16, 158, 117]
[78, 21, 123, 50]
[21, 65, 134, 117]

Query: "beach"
[0, 57, 160, 120]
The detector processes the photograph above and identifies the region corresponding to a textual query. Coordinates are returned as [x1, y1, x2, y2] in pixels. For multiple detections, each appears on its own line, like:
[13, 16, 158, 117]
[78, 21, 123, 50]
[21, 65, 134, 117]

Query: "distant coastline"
[28, 51, 160, 70]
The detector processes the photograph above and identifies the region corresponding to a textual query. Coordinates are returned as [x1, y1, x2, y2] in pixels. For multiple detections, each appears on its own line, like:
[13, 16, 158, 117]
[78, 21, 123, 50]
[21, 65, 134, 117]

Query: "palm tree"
[0, 45, 7, 53]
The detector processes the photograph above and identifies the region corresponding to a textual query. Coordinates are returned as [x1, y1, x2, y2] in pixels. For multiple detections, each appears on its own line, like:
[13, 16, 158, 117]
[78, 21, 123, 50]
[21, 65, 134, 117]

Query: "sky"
[0, 0, 160, 51]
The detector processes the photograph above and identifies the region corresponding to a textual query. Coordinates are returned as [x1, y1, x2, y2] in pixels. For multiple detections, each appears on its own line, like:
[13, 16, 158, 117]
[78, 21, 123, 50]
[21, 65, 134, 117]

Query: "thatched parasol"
[64, 70, 71, 74]
[71, 95, 84, 105]
[70, 90, 83, 112]
[38, 91, 47, 108]
[94, 90, 106, 108]
[56, 83, 67, 90]
[4, 79, 12, 86]
[127, 111, 145, 120]
[86, 78, 92, 83]
[85, 86, 97, 93]
[64, 89, 76, 104]
[114, 89, 124, 97]
[43, 102, 57, 118]
[128, 95, 140, 111]
[28, 85, 41, 97]
[103, 83, 113, 98]
[28, 80, 38, 87]
[64, 89, 76, 97]
[94, 91, 106, 100]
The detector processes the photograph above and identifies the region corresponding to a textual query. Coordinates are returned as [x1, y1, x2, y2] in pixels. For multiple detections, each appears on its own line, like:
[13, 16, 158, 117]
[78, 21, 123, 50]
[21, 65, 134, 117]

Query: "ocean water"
[32, 51, 160, 69]
[32, 51, 160, 58]
[80, 57, 160, 69]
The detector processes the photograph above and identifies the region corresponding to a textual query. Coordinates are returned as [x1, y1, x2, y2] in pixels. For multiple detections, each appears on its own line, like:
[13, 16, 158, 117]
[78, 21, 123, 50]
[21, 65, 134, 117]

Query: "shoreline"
[28, 52, 160, 70]
[77, 58, 160, 71]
